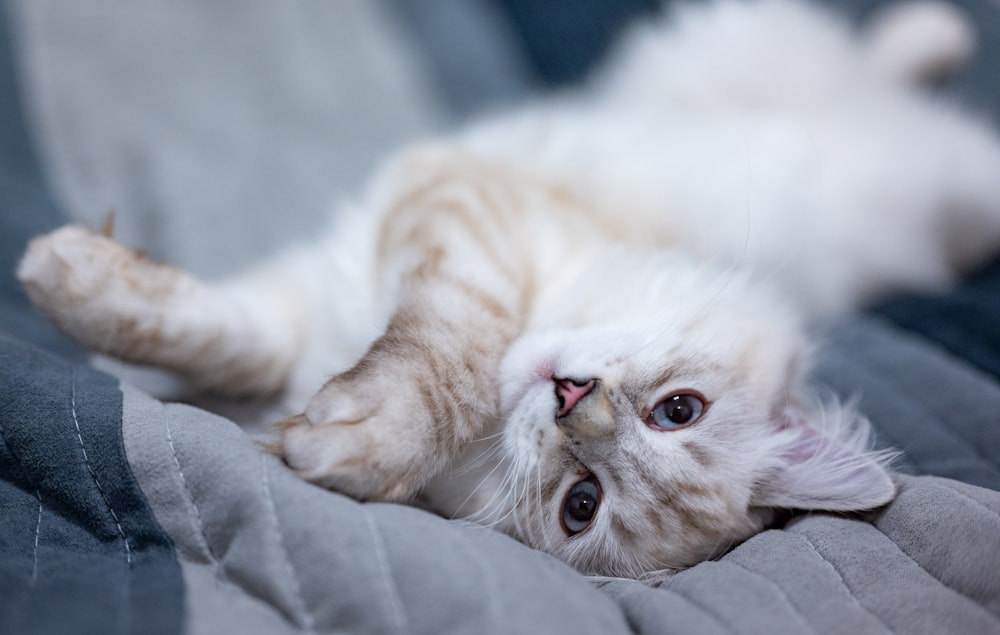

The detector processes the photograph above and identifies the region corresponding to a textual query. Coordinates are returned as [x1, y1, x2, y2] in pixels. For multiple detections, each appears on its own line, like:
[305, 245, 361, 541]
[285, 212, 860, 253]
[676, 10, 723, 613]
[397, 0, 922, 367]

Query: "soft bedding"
[3, 1, 1000, 633]
[3, 325, 1000, 634]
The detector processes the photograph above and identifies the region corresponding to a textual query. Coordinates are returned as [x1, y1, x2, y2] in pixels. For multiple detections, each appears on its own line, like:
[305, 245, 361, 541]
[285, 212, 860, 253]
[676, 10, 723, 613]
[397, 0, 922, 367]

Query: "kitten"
[18, 0, 1000, 578]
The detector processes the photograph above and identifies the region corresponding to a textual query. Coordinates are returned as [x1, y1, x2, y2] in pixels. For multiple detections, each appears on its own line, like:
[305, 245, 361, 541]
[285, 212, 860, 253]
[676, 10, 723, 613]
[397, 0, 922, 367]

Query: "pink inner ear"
[785, 426, 831, 462]
[753, 415, 896, 512]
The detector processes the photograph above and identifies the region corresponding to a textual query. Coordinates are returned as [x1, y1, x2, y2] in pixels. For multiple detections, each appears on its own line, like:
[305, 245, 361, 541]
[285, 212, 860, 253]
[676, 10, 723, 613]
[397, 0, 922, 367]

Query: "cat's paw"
[19, 225, 180, 299]
[18, 225, 186, 352]
[279, 370, 439, 502]
[20, 225, 120, 302]
[866, 0, 974, 83]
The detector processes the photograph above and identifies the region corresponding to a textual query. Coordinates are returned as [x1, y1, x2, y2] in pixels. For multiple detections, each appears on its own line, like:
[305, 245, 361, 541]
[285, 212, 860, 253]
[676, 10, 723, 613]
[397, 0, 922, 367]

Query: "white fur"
[465, 0, 1000, 317]
[866, 0, 976, 81]
[17, 0, 1000, 577]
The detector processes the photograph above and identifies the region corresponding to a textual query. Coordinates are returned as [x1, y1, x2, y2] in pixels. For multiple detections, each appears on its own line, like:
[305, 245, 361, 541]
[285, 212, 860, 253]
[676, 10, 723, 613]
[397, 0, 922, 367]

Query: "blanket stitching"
[858, 327, 997, 472]
[796, 533, 892, 634]
[656, 580, 735, 634]
[70, 367, 133, 635]
[70, 368, 132, 566]
[718, 560, 817, 634]
[163, 415, 224, 574]
[364, 509, 411, 635]
[875, 482, 1000, 617]
[451, 524, 501, 635]
[932, 479, 1000, 521]
[261, 456, 316, 635]
[867, 522, 1000, 626]
[30, 490, 42, 585]
[0, 424, 45, 586]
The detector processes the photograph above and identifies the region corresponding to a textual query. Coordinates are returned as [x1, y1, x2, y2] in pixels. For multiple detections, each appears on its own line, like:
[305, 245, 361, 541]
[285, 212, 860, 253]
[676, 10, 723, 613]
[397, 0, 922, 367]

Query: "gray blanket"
[3, 312, 1000, 634]
[113, 318, 999, 634]
[145, 422, 1000, 634]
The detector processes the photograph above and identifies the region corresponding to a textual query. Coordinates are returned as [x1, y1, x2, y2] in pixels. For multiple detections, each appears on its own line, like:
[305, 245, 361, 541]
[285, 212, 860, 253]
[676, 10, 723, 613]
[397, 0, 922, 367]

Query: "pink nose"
[554, 377, 596, 418]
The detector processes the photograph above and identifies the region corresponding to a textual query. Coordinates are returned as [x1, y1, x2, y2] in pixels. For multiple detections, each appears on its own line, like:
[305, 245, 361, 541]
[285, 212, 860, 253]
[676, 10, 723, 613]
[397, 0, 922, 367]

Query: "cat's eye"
[561, 476, 601, 536]
[648, 392, 706, 430]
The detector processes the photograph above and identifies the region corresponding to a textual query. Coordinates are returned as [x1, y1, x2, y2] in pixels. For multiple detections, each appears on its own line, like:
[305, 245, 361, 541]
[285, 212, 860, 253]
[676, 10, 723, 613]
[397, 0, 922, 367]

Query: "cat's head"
[492, 248, 895, 578]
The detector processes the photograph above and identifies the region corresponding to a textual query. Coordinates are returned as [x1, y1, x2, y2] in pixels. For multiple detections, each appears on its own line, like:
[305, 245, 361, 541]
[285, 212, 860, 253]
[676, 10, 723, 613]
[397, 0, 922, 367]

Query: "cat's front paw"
[17, 225, 183, 349]
[279, 370, 439, 502]
[19, 225, 126, 308]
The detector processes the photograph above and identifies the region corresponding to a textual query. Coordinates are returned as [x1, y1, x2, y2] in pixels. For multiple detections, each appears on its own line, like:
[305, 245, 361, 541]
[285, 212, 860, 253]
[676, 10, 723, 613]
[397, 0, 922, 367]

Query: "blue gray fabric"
[0, 4, 182, 633]
[389, 0, 538, 118]
[814, 316, 1000, 491]
[0, 3, 80, 359]
[0, 336, 183, 635]
[490, 0, 661, 87]
[875, 257, 1000, 382]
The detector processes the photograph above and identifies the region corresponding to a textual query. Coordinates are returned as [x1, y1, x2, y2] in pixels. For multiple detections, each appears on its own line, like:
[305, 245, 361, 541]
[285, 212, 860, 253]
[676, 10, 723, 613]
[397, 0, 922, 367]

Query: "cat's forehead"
[546, 252, 805, 384]
[560, 308, 802, 397]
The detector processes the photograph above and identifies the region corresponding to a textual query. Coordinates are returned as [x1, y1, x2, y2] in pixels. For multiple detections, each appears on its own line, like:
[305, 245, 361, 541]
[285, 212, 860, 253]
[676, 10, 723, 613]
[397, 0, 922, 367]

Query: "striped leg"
[279, 148, 548, 501]
[18, 226, 302, 396]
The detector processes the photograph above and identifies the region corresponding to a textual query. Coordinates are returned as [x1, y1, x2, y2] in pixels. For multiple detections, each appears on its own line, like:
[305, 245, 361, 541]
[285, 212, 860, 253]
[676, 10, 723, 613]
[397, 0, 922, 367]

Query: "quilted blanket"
[2, 0, 1000, 632]
[3, 319, 1000, 634]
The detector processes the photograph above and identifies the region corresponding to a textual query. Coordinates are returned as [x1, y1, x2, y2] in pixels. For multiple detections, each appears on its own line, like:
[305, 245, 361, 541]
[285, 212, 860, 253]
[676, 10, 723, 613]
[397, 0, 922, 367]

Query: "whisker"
[450, 453, 509, 519]
[463, 458, 515, 524]
[451, 436, 504, 476]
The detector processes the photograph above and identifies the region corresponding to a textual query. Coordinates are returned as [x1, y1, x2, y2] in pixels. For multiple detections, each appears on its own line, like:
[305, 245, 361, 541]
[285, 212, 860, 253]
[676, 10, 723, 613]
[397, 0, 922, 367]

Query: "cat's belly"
[463, 101, 1000, 316]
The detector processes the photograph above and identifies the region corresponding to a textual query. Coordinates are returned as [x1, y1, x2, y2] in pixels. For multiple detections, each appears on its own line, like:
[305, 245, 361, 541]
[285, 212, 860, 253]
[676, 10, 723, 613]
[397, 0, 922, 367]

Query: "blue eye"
[561, 476, 601, 535]
[648, 393, 705, 430]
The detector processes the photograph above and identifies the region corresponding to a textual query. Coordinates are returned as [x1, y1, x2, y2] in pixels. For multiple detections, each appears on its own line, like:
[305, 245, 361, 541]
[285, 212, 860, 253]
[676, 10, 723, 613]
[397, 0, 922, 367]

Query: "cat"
[17, 0, 1000, 579]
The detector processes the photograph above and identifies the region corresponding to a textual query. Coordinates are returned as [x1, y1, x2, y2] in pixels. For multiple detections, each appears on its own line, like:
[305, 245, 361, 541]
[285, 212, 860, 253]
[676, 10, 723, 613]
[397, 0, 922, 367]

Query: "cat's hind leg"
[865, 0, 975, 84]
[18, 225, 302, 396]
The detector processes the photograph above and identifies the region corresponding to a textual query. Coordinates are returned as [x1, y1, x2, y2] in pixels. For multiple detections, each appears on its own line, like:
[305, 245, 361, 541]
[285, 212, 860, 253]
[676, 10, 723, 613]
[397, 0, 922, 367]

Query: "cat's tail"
[864, 0, 975, 84]
[17, 225, 303, 397]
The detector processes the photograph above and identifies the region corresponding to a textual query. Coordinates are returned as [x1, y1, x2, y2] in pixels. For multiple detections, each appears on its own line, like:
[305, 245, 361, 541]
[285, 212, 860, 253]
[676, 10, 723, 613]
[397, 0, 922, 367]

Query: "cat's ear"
[751, 413, 896, 511]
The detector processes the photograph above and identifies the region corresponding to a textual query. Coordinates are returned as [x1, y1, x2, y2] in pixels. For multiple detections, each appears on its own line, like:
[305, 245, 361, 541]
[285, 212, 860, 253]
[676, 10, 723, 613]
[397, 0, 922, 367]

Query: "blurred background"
[3, 0, 999, 278]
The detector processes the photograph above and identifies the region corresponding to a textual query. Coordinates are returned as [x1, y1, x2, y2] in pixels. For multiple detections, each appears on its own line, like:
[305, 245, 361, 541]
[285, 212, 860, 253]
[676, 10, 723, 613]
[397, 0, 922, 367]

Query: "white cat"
[18, 0, 1000, 578]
